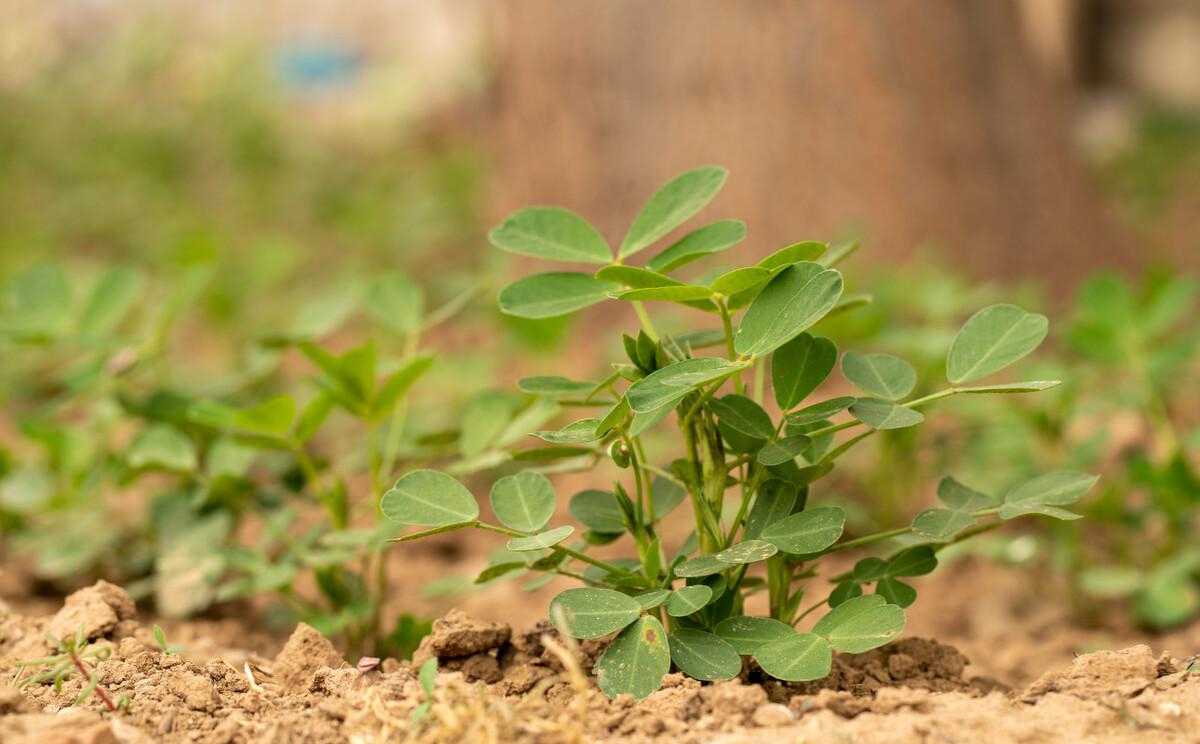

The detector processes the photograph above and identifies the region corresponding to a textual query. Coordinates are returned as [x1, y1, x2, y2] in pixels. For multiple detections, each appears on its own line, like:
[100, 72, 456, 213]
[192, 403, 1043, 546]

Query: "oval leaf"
[666, 585, 714, 617]
[570, 489, 626, 534]
[714, 616, 795, 655]
[758, 241, 827, 270]
[646, 219, 747, 273]
[668, 629, 742, 681]
[507, 525, 574, 551]
[635, 590, 671, 610]
[743, 480, 798, 540]
[518, 376, 596, 397]
[620, 167, 728, 258]
[849, 398, 925, 430]
[816, 597, 905, 653]
[710, 394, 775, 439]
[841, 352, 916, 401]
[756, 435, 812, 467]
[490, 471, 556, 533]
[734, 262, 844, 357]
[594, 616, 671, 699]
[489, 206, 611, 264]
[786, 396, 855, 426]
[675, 555, 728, 578]
[946, 304, 1049, 384]
[550, 587, 641, 639]
[999, 471, 1098, 520]
[382, 470, 479, 527]
[499, 272, 618, 319]
[627, 357, 746, 413]
[753, 632, 832, 682]
[772, 333, 837, 410]
[760, 506, 845, 555]
[715, 539, 778, 565]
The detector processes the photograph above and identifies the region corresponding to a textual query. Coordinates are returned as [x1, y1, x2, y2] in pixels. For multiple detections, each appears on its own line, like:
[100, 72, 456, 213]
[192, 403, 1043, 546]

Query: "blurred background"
[0, 0, 1197, 665]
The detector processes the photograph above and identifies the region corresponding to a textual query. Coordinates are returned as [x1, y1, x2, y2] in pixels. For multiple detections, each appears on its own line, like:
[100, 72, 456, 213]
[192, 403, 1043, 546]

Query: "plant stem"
[632, 301, 659, 341]
[717, 299, 743, 395]
[821, 526, 911, 555]
[68, 649, 117, 712]
[472, 522, 643, 580]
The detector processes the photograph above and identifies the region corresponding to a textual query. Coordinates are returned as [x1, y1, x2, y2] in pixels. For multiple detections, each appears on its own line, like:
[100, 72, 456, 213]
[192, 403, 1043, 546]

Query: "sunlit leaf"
[714, 615, 794, 655]
[507, 525, 574, 551]
[594, 616, 671, 699]
[715, 539, 778, 565]
[627, 357, 746, 413]
[666, 585, 713, 617]
[841, 352, 916, 401]
[753, 632, 832, 682]
[812, 595, 905, 653]
[550, 587, 641, 639]
[490, 471, 556, 533]
[646, 220, 747, 273]
[735, 262, 843, 357]
[760, 506, 845, 554]
[998, 471, 1098, 520]
[499, 272, 618, 318]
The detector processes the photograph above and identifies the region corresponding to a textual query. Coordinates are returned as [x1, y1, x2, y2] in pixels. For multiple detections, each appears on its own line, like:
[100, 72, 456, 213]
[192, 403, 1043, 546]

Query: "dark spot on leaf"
[644, 627, 658, 644]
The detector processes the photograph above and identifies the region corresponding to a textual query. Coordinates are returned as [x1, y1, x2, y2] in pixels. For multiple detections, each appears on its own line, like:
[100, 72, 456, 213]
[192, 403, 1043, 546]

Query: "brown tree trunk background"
[484, 0, 1141, 295]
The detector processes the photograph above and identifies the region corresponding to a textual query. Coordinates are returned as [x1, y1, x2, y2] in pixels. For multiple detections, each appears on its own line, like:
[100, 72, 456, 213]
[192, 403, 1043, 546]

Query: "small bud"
[609, 441, 631, 468]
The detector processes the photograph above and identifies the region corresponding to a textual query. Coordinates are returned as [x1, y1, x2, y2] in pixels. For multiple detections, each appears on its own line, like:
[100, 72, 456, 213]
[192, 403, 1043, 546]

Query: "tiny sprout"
[382, 166, 1097, 700]
[12, 628, 121, 712]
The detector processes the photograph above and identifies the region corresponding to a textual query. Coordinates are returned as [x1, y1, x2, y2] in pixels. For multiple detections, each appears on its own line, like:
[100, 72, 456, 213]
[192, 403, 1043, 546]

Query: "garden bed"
[2, 579, 1197, 744]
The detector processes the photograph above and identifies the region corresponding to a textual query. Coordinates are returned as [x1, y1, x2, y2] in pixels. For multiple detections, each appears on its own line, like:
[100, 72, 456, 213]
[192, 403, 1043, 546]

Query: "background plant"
[382, 166, 1097, 699]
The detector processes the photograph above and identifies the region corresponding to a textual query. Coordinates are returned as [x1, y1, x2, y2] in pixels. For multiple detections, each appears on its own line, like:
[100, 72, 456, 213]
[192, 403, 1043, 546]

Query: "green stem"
[717, 300, 743, 395]
[473, 522, 642, 580]
[632, 301, 659, 342]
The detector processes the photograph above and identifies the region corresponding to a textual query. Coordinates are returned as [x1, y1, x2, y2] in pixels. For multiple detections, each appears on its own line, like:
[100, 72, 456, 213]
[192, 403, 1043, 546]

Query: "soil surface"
[3, 581, 1199, 743]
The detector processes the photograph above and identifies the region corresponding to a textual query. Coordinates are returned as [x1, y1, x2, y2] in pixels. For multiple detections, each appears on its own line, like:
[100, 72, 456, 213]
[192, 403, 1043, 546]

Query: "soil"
[2, 580, 1199, 743]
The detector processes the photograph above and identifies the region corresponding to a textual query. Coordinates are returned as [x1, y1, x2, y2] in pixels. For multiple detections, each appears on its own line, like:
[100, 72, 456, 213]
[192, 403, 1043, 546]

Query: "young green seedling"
[383, 166, 1097, 699]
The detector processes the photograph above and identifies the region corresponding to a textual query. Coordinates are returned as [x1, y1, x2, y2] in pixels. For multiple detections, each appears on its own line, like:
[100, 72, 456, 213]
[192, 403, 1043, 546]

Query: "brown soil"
[3, 581, 1199, 743]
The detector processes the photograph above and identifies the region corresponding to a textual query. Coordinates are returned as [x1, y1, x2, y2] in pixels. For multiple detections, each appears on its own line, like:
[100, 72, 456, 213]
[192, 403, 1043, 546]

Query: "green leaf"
[534, 418, 603, 445]
[80, 266, 143, 338]
[954, 380, 1062, 394]
[710, 267, 771, 296]
[474, 562, 526, 584]
[756, 435, 812, 467]
[753, 633, 832, 682]
[758, 241, 827, 270]
[885, 546, 938, 577]
[635, 590, 671, 610]
[499, 273, 618, 318]
[460, 391, 516, 456]
[1, 263, 71, 340]
[235, 396, 296, 438]
[595, 265, 680, 289]
[372, 355, 436, 418]
[666, 585, 713, 617]
[743, 480, 798, 540]
[507, 525, 574, 551]
[668, 630, 742, 681]
[761, 506, 845, 554]
[828, 581, 863, 607]
[675, 555, 728, 578]
[128, 425, 197, 472]
[786, 396, 856, 426]
[714, 616, 794, 655]
[419, 658, 438, 697]
[517, 376, 596, 397]
[490, 206, 611, 264]
[772, 333, 837, 410]
[650, 476, 687, 520]
[876, 578, 917, 607]
[620, 166, 728, 258]
[849, 399, 924, 430]
[381, 470, 479, 527]
[812, 595, 904, 653]
[911, 477, 993, 540]
[646, 220, 747, 273]
[594, 616, 671, 699]
[570, 489, 626, 534]
[841, 352, 916, 401]
[490, 471, 556, 533]
[998, 471, 1098, 520]
[627, 357, 746, 413]
[618, 285, 715, 303]
[715, 540, 778, 565]
[549, 587, 641, 639]
[366, 272, 424, 335]
[710, 394, 775, 439]
[734, 262, 843, 357]
[946, 304, 1049, 384]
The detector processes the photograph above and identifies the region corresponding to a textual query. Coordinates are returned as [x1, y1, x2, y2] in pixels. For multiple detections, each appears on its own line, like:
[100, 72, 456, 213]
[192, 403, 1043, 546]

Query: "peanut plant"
[382, 167, 1098, 699]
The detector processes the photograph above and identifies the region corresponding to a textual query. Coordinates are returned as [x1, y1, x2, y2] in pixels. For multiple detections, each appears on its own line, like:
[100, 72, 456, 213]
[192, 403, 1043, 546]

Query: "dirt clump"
[272, 623, 347, 692]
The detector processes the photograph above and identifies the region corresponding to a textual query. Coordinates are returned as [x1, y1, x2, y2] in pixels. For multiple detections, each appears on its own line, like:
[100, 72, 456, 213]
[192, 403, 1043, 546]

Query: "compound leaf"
[998, 471, 1098, 520]
[499, 272, 617, 318]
